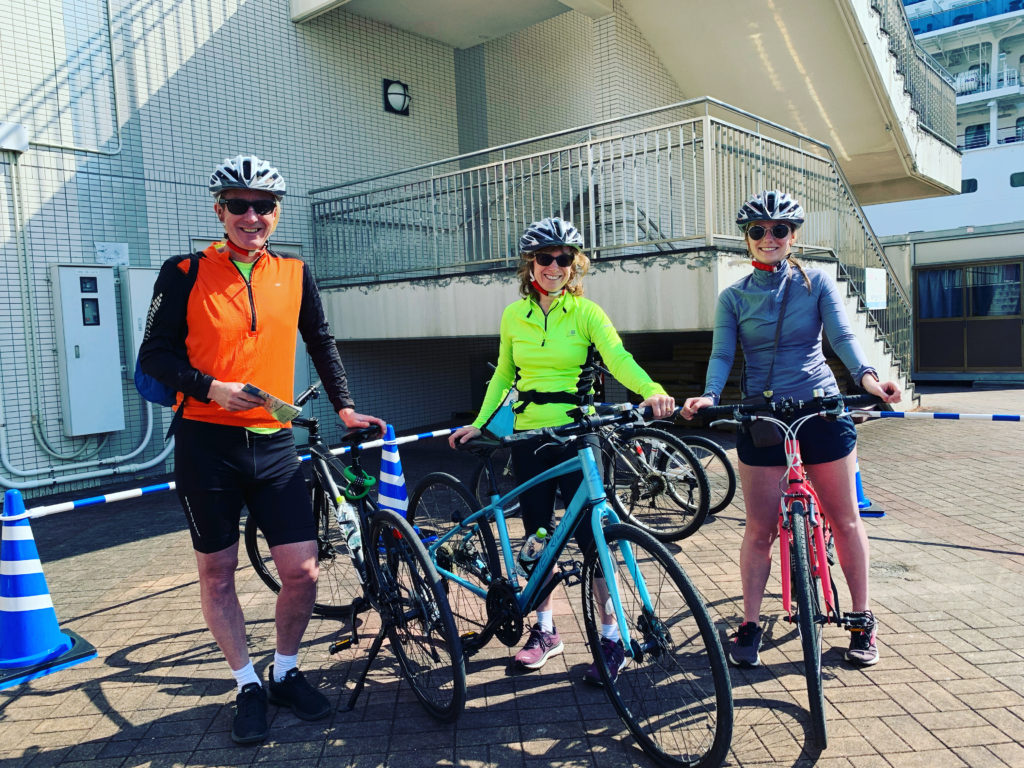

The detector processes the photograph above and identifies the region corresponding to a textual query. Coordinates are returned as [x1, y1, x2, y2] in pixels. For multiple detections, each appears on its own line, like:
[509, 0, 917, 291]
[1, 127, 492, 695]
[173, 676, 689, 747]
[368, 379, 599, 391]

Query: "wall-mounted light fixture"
[383, 79, 411, 116]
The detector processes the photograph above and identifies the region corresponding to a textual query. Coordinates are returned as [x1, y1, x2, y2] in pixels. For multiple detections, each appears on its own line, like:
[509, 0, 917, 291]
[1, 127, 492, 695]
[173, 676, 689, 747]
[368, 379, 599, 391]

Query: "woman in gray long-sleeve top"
[682, 191, 901, 669]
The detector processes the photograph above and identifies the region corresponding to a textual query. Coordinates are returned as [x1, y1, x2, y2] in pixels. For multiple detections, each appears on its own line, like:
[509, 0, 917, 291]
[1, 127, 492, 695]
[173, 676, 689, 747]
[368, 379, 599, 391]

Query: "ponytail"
[788, 256, 812, 292]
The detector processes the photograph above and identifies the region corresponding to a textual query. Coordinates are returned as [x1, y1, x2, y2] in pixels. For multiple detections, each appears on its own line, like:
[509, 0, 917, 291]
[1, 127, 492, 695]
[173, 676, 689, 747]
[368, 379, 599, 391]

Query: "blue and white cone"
[378, 424, 409, 518]
[1, 489, 96, 690]
[854, 459, 885, 518]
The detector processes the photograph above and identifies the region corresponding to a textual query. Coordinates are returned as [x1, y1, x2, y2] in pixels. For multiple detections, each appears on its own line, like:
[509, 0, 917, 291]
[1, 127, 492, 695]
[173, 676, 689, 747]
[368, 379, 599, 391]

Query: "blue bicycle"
[410, 404, 732, 768]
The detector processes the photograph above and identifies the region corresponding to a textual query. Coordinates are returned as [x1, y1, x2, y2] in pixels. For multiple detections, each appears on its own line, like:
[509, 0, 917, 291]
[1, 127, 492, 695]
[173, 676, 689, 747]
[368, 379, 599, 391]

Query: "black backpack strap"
[167, 252, 202, 439]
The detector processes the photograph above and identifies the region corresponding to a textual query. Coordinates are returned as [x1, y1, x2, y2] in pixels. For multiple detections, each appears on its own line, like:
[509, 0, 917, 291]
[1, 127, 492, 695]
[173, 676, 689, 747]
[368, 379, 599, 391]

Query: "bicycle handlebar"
[496, 403, 643, 447]
[697, 392, 883, 422]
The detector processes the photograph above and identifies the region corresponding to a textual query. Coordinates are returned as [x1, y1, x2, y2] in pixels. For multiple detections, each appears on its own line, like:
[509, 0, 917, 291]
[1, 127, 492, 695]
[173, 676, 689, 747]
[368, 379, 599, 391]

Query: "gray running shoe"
[845, 611, 879, 666]
[728, 621, 762, 667]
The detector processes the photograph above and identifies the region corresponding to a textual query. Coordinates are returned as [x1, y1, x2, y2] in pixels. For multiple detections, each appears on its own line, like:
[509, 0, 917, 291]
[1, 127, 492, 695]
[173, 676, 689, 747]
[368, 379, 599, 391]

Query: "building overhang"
[290, 0, 613, 47]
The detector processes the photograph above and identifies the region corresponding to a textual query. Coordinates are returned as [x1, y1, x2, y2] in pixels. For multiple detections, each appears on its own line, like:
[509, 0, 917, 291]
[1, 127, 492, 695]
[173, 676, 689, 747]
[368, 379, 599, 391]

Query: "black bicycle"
[244, 383, 466, 721]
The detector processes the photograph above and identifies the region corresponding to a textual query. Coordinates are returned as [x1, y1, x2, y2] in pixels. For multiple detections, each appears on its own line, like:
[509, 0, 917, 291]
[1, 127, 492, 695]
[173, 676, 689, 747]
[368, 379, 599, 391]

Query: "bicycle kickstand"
[328, 596, 370, 655]
[343, 620, 389, 711]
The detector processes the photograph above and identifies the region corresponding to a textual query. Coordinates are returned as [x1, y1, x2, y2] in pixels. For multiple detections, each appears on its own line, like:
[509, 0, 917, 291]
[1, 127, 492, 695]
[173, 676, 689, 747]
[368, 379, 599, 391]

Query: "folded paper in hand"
[242, 383, 301, 424]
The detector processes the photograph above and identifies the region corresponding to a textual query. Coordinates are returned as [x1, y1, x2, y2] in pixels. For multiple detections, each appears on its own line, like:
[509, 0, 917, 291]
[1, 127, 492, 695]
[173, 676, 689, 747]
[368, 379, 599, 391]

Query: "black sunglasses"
[221, 198, 278, 216]
[746, 223, 792, 241]
[533, 252, 575, 267]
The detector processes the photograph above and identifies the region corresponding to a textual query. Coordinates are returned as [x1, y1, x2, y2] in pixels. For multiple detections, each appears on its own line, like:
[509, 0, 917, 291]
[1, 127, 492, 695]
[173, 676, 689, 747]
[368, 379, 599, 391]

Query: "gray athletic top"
[702, 260, 876, 404]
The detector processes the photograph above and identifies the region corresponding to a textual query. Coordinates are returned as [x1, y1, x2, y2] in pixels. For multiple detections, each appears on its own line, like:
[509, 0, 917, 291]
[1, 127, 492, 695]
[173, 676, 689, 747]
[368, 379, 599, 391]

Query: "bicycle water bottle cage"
[342, 465, 376, 501]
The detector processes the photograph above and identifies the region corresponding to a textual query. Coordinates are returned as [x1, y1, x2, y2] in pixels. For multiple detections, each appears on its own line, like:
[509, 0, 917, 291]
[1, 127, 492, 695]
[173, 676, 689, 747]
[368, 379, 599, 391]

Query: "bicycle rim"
[369, 509, 466, 721]
[472, 448, 520, 516]
[581, 523, 732, 768]
[678, 435, 736, 515]
[410, 472, 499, 640]
[790, 504, 827, 748]
[608, 427, 710, 542]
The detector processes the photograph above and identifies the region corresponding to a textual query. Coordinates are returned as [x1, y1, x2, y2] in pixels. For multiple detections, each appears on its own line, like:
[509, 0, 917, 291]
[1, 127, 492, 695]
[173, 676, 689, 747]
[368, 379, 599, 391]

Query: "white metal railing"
[310, 98, 916, 380]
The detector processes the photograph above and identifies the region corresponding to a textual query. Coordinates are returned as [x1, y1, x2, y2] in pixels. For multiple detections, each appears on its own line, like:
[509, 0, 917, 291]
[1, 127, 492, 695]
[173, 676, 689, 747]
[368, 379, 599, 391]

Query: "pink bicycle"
[700, 390, 881, 749]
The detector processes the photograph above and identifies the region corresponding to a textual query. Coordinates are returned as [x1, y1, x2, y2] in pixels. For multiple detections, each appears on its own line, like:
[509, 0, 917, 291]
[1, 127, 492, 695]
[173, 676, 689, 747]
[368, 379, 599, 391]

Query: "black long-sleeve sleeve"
[298, 262, 355, 413]
[137, 254, 214, 402]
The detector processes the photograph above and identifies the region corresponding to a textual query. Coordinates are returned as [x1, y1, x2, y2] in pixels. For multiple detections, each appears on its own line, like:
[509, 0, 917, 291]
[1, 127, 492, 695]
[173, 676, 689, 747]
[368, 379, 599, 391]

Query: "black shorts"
[510, 434, 602, 555]
[174, 419, 315, 554]
[736, 413, 857, 467]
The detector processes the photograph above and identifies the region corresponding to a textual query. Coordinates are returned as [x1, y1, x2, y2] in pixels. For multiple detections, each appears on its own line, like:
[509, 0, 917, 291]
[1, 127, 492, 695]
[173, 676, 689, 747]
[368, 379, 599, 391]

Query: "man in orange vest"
[139, 155, 384, 744]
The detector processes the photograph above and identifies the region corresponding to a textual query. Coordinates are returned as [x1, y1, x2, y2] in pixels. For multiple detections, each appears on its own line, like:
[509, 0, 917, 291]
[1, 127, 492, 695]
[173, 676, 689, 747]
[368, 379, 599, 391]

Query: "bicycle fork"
[779, 495, 838, 624]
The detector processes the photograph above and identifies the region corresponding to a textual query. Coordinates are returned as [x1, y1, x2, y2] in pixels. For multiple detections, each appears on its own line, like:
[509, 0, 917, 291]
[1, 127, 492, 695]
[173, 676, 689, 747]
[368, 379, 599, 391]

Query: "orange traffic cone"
[0, 489, 96, 690]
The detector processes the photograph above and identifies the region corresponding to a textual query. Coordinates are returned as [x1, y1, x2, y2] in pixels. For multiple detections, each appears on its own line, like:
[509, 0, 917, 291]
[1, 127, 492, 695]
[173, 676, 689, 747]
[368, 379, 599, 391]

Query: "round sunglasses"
[746, 223, 792, 241]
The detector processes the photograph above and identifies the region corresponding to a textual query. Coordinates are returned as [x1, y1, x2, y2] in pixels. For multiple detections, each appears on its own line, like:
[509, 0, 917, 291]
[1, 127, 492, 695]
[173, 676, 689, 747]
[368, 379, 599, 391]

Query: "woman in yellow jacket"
[450, 217, 674, 682]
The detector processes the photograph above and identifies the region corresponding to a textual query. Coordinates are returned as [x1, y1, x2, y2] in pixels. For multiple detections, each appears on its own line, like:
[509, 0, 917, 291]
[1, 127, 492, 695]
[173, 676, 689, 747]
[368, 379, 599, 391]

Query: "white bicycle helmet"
[519, 217, 584, 253]
[736, 190, 804, 229]
[209, 155, 286, 198]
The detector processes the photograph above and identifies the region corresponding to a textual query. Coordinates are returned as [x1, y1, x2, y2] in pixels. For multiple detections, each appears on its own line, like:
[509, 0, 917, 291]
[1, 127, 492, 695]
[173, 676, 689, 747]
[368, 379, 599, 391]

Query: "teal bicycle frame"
[428, 436, 650, 657]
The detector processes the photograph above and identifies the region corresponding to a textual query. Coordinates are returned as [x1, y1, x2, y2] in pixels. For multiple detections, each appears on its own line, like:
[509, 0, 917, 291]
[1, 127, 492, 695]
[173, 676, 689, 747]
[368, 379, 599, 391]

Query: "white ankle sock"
[537, 610, 554, 634]
[273, 652, 298, 682]
[602, 623, 621, 642]
[231, 660, 261, 692]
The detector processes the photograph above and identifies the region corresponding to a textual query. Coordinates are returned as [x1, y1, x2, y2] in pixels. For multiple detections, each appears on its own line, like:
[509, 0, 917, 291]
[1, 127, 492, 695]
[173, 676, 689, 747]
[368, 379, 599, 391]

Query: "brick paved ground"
[1, 384, 1023, 767]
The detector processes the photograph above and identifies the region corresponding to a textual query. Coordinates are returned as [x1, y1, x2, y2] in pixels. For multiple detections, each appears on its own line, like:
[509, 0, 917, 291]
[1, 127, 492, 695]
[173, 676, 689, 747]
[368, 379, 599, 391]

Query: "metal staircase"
[311, 97, 917, 400]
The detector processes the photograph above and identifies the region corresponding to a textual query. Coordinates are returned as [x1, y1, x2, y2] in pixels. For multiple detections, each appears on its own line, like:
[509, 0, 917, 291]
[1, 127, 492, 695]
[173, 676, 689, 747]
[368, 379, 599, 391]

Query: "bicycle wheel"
[789, 501, 827, 748]
[581, 523, 732, 768]
[471, 447, 520, 515]
[678, 435, 736, 515]
[243, 485, 366, 617]
[409, 473, 500, 640]
[605, 427, 711, 542]
[367, 509, 467, 721]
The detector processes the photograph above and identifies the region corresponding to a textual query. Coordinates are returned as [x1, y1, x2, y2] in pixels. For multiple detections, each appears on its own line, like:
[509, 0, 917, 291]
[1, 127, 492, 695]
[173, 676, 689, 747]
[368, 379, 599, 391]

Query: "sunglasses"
[746, 223, 792, 241]
[220, 198, 278, 216]
[533, 252, 575, 267]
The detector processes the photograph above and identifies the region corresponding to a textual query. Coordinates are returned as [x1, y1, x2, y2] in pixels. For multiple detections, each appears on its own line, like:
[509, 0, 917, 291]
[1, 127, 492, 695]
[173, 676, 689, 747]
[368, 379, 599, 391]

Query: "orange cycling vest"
[178, 242, 303, 429]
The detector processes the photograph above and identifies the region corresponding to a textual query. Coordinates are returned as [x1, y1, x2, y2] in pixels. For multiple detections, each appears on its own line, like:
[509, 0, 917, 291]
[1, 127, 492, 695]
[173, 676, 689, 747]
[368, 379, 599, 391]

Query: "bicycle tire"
[581, 523, 732, 768]
[677, 435, 736, 515]
[367, 508, 467, 721]
[471, 447, 520, 516]
[409, 472, 500, 642]
[789, 501, 827, 749]
[605, 427, 711, 542]
[243, 485, 368, 617]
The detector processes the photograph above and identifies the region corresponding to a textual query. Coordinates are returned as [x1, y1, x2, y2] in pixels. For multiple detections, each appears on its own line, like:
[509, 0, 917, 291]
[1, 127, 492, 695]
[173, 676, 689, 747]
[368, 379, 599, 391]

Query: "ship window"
[1012, 173, 1024, 187]
[961, 178, 978, 193]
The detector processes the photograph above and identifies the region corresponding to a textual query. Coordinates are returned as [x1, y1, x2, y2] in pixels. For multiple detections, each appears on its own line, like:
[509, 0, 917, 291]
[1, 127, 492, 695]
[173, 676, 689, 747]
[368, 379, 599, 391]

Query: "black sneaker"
[583, 637, 627, 686]
[845, 611, 879, 666]
[231, 683, 268, 745]
[728, 622, 762, 667]
[267, 665, 331, 721]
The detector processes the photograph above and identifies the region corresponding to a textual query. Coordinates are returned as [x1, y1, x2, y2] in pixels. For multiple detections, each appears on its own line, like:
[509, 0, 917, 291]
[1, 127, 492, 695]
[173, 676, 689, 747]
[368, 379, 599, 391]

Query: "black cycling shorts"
[174, 419, 315, 554]
[736, 413, 857, 467]
[510, 433, 603, 555]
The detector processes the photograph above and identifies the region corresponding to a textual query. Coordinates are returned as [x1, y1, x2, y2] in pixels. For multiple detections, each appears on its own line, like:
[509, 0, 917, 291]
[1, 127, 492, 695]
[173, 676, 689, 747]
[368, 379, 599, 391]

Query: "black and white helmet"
[519, 217, 584, 254]
[736, 190, 804, 229]
[209, 155, 286, 198]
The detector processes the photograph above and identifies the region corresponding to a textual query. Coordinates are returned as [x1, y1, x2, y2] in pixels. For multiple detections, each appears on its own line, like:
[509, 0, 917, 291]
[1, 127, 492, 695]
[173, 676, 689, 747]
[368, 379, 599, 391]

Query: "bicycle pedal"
[558, 560, 582, 588]
[459, 632, 483, 657]
[329, 637, 354, 655]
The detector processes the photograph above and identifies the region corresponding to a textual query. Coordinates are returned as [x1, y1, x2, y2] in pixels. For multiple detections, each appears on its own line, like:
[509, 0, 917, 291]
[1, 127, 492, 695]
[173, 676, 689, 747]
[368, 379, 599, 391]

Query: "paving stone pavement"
[1, 384, 1023, 767]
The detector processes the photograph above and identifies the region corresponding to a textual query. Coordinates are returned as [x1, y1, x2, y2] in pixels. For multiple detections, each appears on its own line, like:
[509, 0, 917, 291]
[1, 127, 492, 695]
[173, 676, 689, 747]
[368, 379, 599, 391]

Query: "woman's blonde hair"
[517, 249, 590, 299]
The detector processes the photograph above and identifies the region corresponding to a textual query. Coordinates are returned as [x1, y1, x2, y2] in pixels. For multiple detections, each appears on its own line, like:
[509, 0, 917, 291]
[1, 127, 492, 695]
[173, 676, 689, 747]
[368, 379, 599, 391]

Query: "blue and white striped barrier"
[849, 411, 1022, 421]
[7, 427, 466, 521]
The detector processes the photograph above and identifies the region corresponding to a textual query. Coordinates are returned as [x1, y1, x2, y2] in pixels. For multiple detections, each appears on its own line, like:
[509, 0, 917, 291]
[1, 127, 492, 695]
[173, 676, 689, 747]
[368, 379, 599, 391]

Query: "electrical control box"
[50, 265, 126, 436]
[119, 266, 160, 375]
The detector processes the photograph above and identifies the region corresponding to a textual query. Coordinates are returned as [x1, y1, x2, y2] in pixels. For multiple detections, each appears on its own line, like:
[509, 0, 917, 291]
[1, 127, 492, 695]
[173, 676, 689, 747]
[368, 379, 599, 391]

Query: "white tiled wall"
[0, 0, 681, 498]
